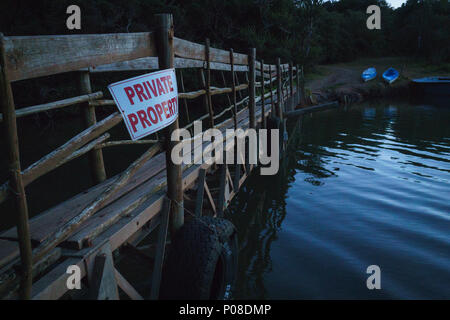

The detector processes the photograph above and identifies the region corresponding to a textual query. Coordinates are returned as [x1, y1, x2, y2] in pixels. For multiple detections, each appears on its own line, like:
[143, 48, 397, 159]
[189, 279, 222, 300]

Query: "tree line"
[1, 0, 449, 67]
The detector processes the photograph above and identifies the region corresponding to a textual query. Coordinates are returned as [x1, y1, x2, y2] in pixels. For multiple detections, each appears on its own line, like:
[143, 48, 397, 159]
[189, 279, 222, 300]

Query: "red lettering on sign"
[167, 75, 174, 92]
[133, 84, 147, 102]
[147, 106, 158, 124]
[144, 80, 158, 98]
[154, 104, 164, 121]
[162, 101, 169, 119]
[156, 79, 166, 95]
[128, 113, 139, 132]
[137, 110, 151, 129]
[124, 87, 135, 105]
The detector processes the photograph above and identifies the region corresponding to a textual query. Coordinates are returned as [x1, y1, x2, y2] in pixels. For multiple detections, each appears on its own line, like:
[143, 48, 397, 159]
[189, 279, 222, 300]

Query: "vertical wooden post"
[198, 69, 210, 121]
[79, 71, 106, 184]
[230, 49, 240, 189]
[150, 198, 170, 299]
[260, 59, 266, 128]
[205, 38, 214, 128]
[269, 64, 274, 116]
[289, 62, 294, 97]
[230, 49, 237, 130]
[234, 72, 243, 100]
[178, 70, 190, 123]
[296, 64, 301, 103]
[155, 14, 183, 235]
[178, 69, 191, 132]
[276, 58, 283, 120]
[301, 65, 305, 102]
[220, 71, 232, 107]
[0, 33, 33, 299]
[248, 48, 256, 129]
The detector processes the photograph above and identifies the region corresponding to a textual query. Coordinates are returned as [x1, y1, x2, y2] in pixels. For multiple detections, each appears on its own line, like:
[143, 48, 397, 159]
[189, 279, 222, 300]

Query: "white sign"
[108, 68, 179, 140]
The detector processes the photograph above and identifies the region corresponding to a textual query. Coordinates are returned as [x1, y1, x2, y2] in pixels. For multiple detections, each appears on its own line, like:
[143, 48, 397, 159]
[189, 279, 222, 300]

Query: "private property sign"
[108, 69, 179, 140]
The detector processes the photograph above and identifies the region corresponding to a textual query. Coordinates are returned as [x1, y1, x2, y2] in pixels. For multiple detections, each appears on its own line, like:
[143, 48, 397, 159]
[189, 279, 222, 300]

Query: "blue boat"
[411, 77, 450, 97]
[382, 68, 399, 84]
[361, 67, 377, 82]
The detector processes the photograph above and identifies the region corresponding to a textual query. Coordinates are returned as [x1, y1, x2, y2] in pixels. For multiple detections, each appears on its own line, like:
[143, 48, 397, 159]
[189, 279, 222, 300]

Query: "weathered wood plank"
[194, 168, 206, 217]
[174, 37, 248, 65]
[0, 92, 103, 123]
[88, 57, 248, 72]
[4, 33, 157, 81]
[0, 151, 165, 244]
[149, 198, 170, 300]
[0, 240, 19, 270]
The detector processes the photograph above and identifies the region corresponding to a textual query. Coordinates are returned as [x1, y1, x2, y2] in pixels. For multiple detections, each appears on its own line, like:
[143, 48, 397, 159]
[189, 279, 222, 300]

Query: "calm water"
[226, 100, 450, 299]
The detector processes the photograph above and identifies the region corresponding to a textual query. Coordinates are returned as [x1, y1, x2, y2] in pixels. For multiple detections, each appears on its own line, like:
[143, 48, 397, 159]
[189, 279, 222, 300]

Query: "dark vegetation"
[0, 0, 448, 226]
[1, 0, 449, 67]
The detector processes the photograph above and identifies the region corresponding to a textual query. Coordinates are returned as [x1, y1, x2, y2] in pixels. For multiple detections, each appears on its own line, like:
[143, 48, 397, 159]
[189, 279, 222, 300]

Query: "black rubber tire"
[160, 217, 239, 300]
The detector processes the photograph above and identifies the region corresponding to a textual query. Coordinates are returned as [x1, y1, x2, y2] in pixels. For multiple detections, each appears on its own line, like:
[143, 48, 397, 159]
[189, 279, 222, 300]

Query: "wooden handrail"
[4, 33, 157, 82]
[0, 92, 103, 122]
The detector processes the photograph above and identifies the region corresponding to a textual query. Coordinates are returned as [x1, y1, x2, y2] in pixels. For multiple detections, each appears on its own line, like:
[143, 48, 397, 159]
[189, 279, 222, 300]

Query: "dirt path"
[308, 66, 361, 92]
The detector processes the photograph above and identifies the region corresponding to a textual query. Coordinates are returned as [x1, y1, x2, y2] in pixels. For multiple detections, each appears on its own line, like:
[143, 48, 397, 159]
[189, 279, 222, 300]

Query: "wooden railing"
[0, 13, 303, 299]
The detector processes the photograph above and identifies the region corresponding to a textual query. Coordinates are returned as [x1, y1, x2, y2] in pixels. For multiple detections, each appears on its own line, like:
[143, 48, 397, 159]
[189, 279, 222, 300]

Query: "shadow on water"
[226, 98, 450, 299]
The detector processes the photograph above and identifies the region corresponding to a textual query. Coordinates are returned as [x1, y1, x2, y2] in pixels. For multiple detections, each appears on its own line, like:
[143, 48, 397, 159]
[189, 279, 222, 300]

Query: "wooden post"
[301, 65, 305, 103]
[230, 49, 237, 130]
[220, 71, 232, 107]
[79, 71, 106, 184]
[155, 14, 184, 235]
[269, 64, 274, 116]
[198, 69, 210, 122]
[234, 72, 243, 100]
[150, 198, 170, 299]
[248, 48, 256, 129]
[276, 58, 283, 120]
[260, 59, 266, 128]
[205, 38, 214, 128]
[0, 33, 33, 299]
[296, 64, 301, 103]
[289, 62, 294, 97]
[178, 69, 191, 133]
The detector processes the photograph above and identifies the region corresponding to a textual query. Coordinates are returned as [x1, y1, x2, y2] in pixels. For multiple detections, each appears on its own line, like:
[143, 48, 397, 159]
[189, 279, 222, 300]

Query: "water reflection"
[227, 100, 450, 299]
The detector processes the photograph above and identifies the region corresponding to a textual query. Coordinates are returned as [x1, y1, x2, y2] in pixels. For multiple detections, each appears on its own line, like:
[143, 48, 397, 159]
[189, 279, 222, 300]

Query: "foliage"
[0, 0, 448, 67]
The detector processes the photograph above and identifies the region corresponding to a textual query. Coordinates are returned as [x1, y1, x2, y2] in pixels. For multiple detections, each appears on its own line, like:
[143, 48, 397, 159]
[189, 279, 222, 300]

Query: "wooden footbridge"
[0, 14, 305, 299]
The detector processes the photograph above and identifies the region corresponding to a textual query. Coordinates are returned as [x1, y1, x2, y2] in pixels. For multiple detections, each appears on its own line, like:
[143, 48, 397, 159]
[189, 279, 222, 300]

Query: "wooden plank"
[90, 57, 158, 73]
[205, 38, 214, 128]
[174, 37, 248, 65]
[64, 169, 167, 249]
[217, 163, 228, 217]
[284, 101, 339, 118]
[89, 252, 119, 300]
[114, 268, 143, 300]
[0, 92, 103, 123]
[204, 181, 217, 215]
[88, 57, 248, 72]
[0, 150, 165, 244]
[150, 198, 170, 300]
[0, 240, 19, 270]
[194, 168, 206, 217]
[31, 257, 86, 300]
[4, 32, 157, 81]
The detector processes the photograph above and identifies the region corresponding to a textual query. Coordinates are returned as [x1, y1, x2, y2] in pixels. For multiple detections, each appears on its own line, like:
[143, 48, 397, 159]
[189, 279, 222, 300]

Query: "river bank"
[302, 57, 450, 105]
